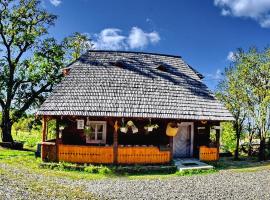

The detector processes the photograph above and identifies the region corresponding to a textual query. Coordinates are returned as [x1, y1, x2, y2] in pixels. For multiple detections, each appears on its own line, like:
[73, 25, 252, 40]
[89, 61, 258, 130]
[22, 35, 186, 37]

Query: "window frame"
[85, 121, 107, 144]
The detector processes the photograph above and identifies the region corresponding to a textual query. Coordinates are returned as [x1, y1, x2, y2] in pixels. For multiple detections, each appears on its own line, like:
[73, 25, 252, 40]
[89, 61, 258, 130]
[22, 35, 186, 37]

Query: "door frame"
[173, 122, 194, 157]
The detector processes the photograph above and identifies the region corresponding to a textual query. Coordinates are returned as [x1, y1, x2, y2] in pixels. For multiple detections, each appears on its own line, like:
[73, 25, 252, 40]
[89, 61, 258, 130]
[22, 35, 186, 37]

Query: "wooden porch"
[41, 116, 220, 164]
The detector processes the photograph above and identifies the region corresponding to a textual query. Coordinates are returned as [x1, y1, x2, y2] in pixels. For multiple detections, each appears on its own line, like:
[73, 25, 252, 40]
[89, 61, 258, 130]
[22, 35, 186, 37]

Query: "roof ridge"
[87, 50, 181, 58]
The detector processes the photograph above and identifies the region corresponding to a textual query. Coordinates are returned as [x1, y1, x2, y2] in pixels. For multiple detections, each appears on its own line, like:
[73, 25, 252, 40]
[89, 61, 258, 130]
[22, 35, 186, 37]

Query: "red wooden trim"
[113, 120, 119, 164]
[41, 116, 47, 161]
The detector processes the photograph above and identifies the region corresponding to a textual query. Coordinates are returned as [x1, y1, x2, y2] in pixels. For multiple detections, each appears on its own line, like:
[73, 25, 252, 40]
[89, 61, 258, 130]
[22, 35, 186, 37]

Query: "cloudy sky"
[46, 0, 270, 90]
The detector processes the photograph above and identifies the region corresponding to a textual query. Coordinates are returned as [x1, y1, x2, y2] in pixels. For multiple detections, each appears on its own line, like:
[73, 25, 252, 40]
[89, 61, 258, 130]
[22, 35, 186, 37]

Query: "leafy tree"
[0, 0, 91, 143]
[216, 62, 247, 160]
[217, 47, 270, 160]
[221, 122, 236, 153]
[63, 32, 92, 61]
[236, 48, 270, 160]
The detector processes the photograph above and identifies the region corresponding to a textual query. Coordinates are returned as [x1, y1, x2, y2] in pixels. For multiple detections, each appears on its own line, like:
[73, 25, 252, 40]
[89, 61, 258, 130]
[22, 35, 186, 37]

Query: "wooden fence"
[42, 142, 57, 162]
[54, 144, 171, 164]
[58, 144, 114, 164]
[199, 146, 219, 161]
[118, 146, 170, 164]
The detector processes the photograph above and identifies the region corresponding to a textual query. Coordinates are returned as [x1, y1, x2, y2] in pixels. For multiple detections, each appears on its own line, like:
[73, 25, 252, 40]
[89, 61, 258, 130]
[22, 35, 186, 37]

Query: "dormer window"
[109, 60, 126, 68]
[156, 64, 168, 72]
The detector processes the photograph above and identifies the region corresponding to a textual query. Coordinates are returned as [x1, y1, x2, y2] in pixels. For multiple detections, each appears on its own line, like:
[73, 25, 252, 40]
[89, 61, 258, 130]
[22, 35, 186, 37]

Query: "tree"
[0, 0, 91, 143]
[236, 48, 270, 160]
[217, 47, 270, 160]
[220, 122, 236, 153]
[216, 56, 247, 160]
[63, 32, 92, 61]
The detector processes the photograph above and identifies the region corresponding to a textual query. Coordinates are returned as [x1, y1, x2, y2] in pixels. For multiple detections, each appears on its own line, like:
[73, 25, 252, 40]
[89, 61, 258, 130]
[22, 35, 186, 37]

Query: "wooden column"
[41, 116, 47, 161]
[216, 128, 221, 159]
[55, 118, 60, 162]
[113, 120, 119, 164]
[169, 137, 173, 161]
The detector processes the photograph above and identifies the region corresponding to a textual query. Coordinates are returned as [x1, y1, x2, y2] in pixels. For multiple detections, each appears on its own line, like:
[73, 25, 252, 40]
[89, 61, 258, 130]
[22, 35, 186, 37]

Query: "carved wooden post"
[113, 120, 119, 164]
[41, 116, 47, 161]
[169, 137, 173, 161]
[55, 118, 60, 162]
[216, 128, 220, 160]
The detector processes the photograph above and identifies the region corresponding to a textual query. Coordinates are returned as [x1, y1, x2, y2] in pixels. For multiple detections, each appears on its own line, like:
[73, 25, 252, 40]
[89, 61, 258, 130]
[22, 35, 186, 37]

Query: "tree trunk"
[259, 137, 266, 161]
[234, 123, 240, 160]
[1, 110, 14, 143]
[248, 134, 253, 156]
[234, 134, 240, 160]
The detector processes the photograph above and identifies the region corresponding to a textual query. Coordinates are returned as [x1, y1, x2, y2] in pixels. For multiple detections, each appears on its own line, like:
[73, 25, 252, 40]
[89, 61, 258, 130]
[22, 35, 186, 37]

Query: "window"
[86, 121, 106, 144]
[77, 120, 84, 129]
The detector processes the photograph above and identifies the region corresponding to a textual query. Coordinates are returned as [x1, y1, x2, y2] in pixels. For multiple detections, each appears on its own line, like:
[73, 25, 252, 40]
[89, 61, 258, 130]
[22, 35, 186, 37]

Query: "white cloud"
[214, 0, 270, 28]
[92, 28, 127, 50]
[49, 0, 61, 6]
[227, 51, 236, 61]
[206, 69, 223, 80]
[92, 27, 160, 50]
[128, 27, 160, 49]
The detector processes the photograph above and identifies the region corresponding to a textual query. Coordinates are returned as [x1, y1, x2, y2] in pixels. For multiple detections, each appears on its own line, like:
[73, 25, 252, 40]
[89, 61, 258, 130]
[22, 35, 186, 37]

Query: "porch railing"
[48, 144, 171, 164]
[58, 144, 114, 164]
[199, 146, 219, 161]
[118, 146, 170, 164]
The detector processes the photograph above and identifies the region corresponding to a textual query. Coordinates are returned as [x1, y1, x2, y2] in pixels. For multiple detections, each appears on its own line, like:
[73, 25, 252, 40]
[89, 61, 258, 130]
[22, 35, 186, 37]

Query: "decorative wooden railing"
[42, 141, 57, 162]
[199, 146, 219, 161]
[58, 144, 114, 164]
[118, 146, 171, 164]
[49, 144, 171, 164]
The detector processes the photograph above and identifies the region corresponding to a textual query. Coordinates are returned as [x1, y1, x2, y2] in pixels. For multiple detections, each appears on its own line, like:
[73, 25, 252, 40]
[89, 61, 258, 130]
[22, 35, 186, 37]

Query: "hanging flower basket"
[144, 124, 159, 133]
[120, 126, 128, 133]
[166, 122, 179, 137]
[59, 121, 67, 131]
[131, 126, 138, 133]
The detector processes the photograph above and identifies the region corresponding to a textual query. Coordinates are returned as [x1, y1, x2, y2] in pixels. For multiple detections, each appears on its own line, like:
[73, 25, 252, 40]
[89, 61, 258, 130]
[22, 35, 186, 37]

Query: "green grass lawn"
[1, 147, 270, 181]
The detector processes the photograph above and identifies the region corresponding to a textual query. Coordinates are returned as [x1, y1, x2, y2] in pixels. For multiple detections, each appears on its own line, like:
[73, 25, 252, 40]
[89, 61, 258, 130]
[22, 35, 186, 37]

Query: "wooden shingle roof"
[37, 50, 234, 121]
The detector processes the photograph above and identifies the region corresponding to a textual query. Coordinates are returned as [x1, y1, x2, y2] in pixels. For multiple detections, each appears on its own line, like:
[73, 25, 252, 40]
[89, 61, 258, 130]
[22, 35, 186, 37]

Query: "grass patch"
[176, 169, 217, 176]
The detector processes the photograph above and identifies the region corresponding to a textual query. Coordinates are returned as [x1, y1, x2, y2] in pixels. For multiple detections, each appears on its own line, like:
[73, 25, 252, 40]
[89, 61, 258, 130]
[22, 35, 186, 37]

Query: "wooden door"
[173, 125, 192, 158]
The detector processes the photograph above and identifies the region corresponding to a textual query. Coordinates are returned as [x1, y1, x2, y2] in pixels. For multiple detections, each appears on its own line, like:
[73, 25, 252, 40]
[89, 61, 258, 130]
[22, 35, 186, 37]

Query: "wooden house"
[36, 51, 234, 164]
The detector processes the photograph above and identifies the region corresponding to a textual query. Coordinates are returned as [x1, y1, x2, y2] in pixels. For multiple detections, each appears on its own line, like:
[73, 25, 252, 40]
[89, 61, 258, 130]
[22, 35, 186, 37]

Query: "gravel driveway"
[1, 163, 270, 200]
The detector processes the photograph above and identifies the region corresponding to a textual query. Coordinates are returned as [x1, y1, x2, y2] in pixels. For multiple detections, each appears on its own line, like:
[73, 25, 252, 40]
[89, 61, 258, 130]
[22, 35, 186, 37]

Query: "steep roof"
[37, 50, 234, 121]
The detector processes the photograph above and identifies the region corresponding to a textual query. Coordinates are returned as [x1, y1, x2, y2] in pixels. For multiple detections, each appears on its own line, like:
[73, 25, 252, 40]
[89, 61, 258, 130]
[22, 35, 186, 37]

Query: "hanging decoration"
[166, 122, 179, 137]
[120, 119, 139, 134]
[120, 118, 128, 133]
[144, 118, 159, 133]
[127, 120, 138, 134]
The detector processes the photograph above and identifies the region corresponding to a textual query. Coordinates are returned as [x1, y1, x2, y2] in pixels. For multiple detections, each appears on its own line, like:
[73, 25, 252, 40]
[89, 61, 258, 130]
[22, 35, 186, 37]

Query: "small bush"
[99, 166, 113, 175]
[84, 165, 100, 174]
[176, 169, 217, 176]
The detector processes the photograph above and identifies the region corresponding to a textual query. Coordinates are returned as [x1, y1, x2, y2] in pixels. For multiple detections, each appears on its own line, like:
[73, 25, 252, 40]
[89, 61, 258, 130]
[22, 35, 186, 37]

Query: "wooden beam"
[41, 116, 47, 161]
[42, 116, 47, 142]
[216, 129, 220, 155]
[113, 120, 119, 164]
[55, 118, 60, 162]
[169, 136, 173, 161]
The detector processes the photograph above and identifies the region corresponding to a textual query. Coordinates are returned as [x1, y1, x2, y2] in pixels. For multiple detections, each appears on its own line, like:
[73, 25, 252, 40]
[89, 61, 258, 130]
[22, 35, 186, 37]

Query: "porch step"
[174, 158, 214, 171]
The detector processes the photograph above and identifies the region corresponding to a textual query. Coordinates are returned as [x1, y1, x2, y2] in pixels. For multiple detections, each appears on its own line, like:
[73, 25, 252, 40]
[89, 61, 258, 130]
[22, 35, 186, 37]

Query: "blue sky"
[45, 0, 270, 90]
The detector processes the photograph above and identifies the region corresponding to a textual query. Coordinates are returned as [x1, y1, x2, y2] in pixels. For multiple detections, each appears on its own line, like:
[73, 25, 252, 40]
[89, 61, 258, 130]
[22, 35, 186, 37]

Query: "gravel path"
[1, 163, 270, 200]
[85, 170, 270, 200]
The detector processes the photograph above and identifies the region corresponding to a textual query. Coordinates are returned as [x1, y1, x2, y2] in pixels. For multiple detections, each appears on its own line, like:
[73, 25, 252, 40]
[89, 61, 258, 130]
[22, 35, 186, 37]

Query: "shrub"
[84, 165, 100, 174]
[176, 169, 217, 176]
